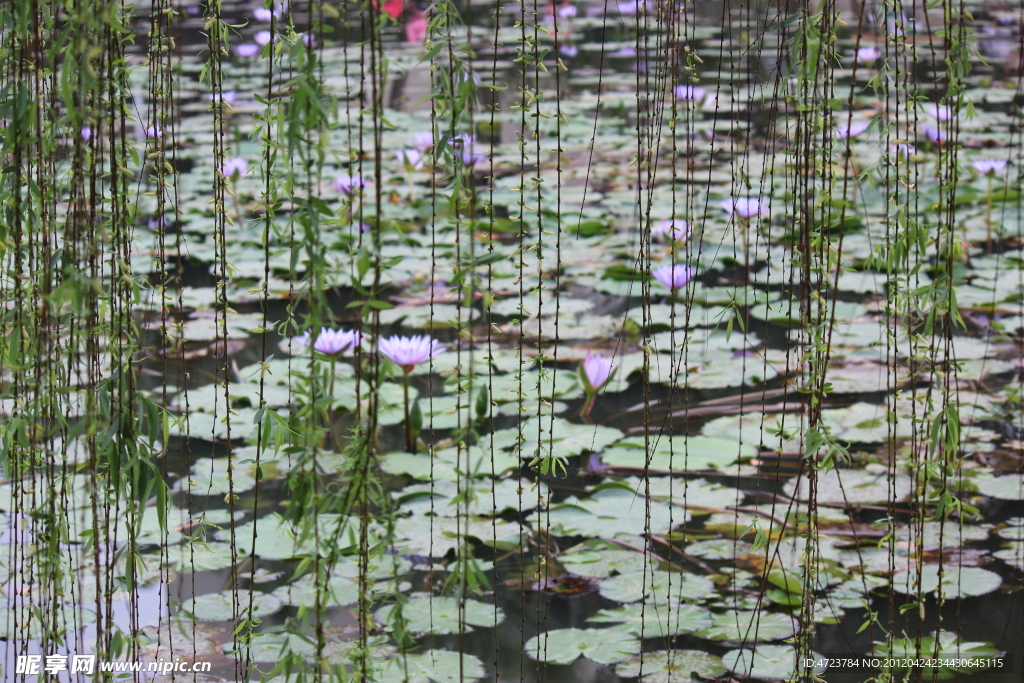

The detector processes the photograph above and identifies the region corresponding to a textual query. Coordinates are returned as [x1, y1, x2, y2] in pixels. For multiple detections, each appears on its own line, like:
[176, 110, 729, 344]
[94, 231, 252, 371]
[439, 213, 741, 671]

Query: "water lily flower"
[222, 156, 248, 178]
[891, 143, 916, 158]
[296, 328, 363, 356]
[255, 30, 273, 46]
[80, 126, 92, 142]
[450, 134, 487, 166]
[398, 148, 424, 169]
[235, 43, 261, 58]
[855, 46, 880, 63]
[253, 2, 285, 21]
[334, 174, 370, 195]
[147, 214, 171, 231]
[405, 10, 428, 43]
[144, 125, 163, 140]
[412, 132, 434, 149]
[722, 197, 765, 218]
[651, 219, 691, 243]
[559, 44, 579, 58]
[920, 125, 946, 144]
[613, 46, 637, 57]
[617, 0, 642, 14]
[556, 2, 577, 18]
[580, 351, 616, 392]
[923, 104, 957, 122]
[210, 90, 238, 105]
[379, 335, 446, 372]
[652, 263, 695, 291]
[462, 150, 488, 166]
[674, 85, 706, 102]
[835, 120, 870, 140]
[301, 33, 317, 47]
[972, 159, 1008, 175]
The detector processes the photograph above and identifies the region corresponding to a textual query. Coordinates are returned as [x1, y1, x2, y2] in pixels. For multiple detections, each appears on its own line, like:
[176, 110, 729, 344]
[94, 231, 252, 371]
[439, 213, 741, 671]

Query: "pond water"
[3, 0, 1024, 682]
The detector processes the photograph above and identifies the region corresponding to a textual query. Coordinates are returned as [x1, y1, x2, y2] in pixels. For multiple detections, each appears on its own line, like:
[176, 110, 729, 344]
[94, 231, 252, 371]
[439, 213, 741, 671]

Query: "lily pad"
[697, 611, 797, 642]
[599, 570, 715, 604]
[588, 603, 713, 637]
[377, 649, 486, 683]
[525, 627, 640, 665]
[615, 650, 726, 682]
[376, 595, 504, 634]
[890, 565, 1002, 598]
[179, 590, 282, 621]
[722, 644, 801, 681]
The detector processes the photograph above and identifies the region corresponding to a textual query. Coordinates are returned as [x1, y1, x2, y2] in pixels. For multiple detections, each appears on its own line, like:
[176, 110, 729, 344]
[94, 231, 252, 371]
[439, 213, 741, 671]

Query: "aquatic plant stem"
[328, 356, 337, 446]
[580, 391, 595, 420]
[403, 370, 414, 452]
[985, 174, 994, 252]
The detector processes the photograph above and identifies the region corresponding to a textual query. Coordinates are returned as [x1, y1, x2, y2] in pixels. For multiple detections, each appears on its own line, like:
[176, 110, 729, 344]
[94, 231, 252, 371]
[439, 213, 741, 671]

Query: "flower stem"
[985, 174, 994, 252]
[403, 370, 413, 453]
[328, 356, 337, 448]
[581, 391, 596, 421]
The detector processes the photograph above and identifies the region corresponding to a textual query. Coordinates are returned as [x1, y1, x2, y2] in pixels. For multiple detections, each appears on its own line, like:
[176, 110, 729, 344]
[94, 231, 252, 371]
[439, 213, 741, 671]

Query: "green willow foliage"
[0, 0, 1019, 681]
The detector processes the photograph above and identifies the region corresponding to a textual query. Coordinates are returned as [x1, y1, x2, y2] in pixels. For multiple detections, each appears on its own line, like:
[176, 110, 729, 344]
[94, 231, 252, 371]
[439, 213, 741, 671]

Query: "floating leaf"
[615, 650, 726, 682]
[890, 565, 1002, 598]
[180, 590, 282, 622]
[588, 603, 712, 637]
[599, 570, 714, 604]
[377, 649, 486, 683]
[722, 644, 802, 681]
[525, 627, 640, 665]
[376, 595, 504, 635]
[698, 611, 797, 642]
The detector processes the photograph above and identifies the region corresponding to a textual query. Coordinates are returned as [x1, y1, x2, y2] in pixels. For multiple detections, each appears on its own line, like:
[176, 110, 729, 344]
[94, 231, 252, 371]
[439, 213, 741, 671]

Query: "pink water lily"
[674, 85, 706, 102]
[972, 159, 1008, 175]
[581, 351, 617, 392]
[334, 174, 370, 195]
[923, 103, 957, 122]
[411, 132, 434, 149]
[398, 148, 424, 169]
[722, 197, 765, 218]
[855, 46, 880, 63]
[255, 30, 273, 46]
[891, 143, 916, 158]
[296, 328, 363, 356]
[210, 90, 238, 105]
[556, 3, 577, 18]
[835, 120, 870, 140]
[253, 3, 285, 21]
[235, 43, 260, 58]
[379, 335, 446, 372]
[652, 263, 695, 291]
[222, 157, 248, 178]
[652, 219, 691, 243]
[920, 125, 946, 144]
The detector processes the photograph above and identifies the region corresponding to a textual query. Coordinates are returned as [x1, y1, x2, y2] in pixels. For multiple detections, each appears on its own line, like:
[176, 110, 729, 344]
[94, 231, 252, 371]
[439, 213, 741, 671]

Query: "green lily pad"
[891, 565, 1002, 598]
[179, 590, 282, 621]
[973, 473, 1024, 500]
[376, 595, 504, 634]
[588, 603, 713, 637]
[525, 627, 640, 665]
[599, 570, 714, 604]
[615, 650, 726, 682]
[560, 549, 648, 578]
[697, 611, 797, 642]
[377, 649, 486, 682]
[723, 644, 801, 680]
